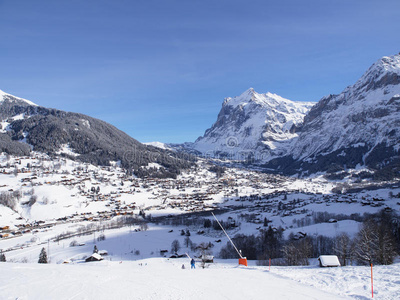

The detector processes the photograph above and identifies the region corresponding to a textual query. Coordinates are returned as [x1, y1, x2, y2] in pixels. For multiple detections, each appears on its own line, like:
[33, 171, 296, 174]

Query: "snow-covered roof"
[318, 255, 340, 267]
[88, 253, 103, 261]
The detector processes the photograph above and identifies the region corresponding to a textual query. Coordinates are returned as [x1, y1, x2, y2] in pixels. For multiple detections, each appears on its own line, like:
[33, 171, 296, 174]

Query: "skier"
[191, 258, 195, 269]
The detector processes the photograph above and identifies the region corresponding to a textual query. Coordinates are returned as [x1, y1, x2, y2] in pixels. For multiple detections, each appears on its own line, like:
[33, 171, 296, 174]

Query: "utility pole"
[47, 239, 50, 263]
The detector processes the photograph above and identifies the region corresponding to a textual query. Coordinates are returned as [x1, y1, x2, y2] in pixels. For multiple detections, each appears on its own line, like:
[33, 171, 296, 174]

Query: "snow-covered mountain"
[0, 89, 38, 107]
[192, 88, 314, 159]
[266, 53, 400, 177]
[0, 89, 193, 178]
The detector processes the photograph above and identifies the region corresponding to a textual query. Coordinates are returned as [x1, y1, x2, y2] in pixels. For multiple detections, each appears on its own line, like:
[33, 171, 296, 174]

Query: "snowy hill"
[266, 53, 400, 177]
[192, 88, 314, 159]
[0, 89, 193, 178]
[0, 89, 38, 107]
[0, 258, 343, 299]
[5, 257, 399, 299]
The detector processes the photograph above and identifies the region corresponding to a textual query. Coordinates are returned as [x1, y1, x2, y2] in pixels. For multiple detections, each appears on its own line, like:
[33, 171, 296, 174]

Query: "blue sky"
[1, 0, 399, 143]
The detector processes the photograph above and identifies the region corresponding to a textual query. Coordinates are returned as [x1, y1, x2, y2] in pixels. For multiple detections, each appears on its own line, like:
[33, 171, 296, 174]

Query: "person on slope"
[191, 258, 195, 269]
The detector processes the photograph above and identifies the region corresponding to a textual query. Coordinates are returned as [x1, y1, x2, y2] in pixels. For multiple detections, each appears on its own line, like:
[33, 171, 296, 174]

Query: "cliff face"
[265, 53, 400, 177]
[193, 88, 314, 160]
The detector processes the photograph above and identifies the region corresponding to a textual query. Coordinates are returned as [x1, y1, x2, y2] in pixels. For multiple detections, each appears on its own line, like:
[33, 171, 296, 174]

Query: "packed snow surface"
[1, 258, 399, 299]
[0, 259, 340, 300]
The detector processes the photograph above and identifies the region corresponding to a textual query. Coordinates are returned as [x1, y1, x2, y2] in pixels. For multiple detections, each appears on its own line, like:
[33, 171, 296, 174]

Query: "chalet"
[85, 253, 104, 262]
[293, 232, 307, 240]
[201, 255, 214, 263]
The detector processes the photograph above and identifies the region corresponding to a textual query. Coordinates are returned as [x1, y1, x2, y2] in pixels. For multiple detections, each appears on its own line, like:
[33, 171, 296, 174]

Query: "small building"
[85, 253, 104, 262]
[318, 255, 341, 267]
[201, 255, 214, 263]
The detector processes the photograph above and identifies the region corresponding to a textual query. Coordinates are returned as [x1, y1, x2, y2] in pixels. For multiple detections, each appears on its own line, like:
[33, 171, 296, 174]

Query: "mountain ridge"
[192, 88, 315, 159]
[0, 91, 194, 178]
[264, 52, 400, 178]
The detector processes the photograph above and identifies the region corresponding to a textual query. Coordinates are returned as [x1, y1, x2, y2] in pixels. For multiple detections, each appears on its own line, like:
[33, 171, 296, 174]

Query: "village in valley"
[0, 151, 398, 253]
[1, 152, 400, 299]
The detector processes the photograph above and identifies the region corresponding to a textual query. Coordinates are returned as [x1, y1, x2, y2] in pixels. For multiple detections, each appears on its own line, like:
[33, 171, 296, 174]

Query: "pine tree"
[93, 245, 99, 254]
[0, 251, 6, 262]
[38, 247, 48, 264]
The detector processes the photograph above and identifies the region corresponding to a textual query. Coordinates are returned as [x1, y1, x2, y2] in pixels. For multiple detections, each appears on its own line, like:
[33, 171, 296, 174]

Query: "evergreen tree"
[0, 251, 6, 262]
[203, 219, 212, 228]
[260, 226, 284, 259]
[93, 245, 99, 254]
[171, 240, 181, 253]
[184, 236, 192, 248]
[38, 247, 48, 264]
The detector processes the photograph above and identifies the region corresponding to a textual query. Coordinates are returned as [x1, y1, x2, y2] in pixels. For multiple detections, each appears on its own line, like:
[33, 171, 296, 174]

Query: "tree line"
[219, 209, 399, 266]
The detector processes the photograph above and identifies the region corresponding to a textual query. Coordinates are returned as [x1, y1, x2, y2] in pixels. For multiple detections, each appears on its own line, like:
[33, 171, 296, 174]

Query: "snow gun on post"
[211, 212, 247, 266]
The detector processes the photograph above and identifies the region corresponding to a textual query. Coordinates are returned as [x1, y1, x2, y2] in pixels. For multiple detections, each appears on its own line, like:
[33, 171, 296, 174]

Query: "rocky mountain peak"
[345, 53, 400, 97]
[265, 52, 400, 177]
[192, 88, 314, 157]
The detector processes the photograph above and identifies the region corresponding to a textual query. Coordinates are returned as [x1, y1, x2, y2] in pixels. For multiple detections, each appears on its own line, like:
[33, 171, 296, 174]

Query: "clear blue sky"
[1, 0, 399, 143]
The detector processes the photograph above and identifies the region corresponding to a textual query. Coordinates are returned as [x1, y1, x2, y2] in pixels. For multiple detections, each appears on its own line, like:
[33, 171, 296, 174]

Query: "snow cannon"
[238, 258, 248, 266]
[211, 212, 247, 267]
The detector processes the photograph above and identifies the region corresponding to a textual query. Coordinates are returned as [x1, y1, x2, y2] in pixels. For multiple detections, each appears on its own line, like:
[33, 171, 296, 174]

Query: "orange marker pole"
[371, 263, 374, 298]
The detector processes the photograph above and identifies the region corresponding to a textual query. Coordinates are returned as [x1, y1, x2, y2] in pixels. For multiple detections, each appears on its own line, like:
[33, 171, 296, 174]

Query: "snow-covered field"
[1, 221, 399, 299]
[272, 261, 400, 300]
[2, 258, 399, 299]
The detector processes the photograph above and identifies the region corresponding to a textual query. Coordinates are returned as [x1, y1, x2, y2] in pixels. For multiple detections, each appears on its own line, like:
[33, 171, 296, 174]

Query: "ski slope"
[2, 258, 399, 299]
[0, 258, 344, 300]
